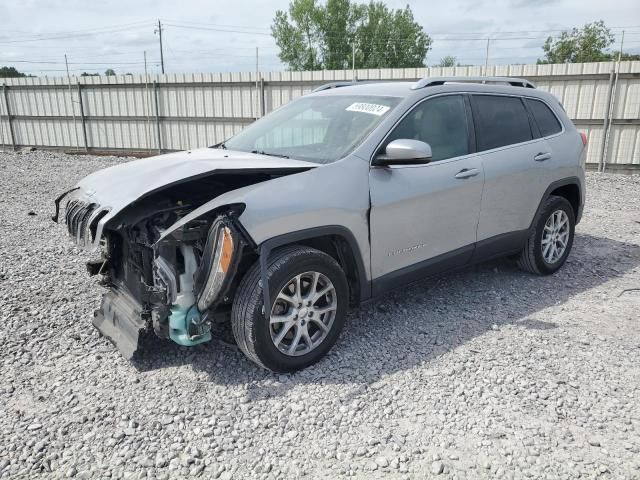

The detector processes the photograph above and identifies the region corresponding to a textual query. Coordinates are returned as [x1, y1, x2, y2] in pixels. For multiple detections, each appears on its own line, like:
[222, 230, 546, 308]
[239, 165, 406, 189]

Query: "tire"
[231, 245, 349, 372]
[517, 195, 575, 275]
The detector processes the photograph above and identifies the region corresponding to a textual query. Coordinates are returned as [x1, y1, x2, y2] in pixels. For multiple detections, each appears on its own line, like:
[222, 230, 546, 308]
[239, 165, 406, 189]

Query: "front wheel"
[231, 245, 348, 372]
[517, 195, 575, 275]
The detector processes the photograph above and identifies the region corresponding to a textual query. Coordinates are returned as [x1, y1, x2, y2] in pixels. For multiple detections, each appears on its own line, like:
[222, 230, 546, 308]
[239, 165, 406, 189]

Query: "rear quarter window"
[471, 95, 533, 151]
[526, 98, 563, 137]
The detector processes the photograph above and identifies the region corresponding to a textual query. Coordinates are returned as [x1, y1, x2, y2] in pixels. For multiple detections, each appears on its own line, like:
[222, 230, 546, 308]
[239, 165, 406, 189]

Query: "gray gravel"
[1, 150, 639, 480]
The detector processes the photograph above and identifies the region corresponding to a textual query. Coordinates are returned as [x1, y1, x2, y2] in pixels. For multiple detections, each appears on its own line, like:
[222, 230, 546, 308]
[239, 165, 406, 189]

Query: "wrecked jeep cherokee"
[55, 77, 586, 372]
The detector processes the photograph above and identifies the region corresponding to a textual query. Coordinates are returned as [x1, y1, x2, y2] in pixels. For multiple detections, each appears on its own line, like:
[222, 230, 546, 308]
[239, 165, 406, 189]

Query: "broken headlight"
[196, 218, 238, 311]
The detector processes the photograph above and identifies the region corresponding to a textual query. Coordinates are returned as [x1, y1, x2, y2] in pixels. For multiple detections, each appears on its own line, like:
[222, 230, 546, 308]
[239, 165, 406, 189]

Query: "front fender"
[156, 156, 372, 282]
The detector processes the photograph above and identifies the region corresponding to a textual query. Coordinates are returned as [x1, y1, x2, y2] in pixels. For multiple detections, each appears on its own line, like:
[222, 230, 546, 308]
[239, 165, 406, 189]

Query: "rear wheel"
[517, 195, 575, 275]
[231, 245, 348, 372]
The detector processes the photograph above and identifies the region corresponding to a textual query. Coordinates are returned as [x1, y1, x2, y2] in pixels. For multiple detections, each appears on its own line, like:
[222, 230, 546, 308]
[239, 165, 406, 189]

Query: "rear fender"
[529, 176, 583, 229]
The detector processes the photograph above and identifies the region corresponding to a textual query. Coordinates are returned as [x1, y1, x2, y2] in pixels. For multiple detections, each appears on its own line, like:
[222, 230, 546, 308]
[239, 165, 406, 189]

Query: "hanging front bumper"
[93, 288, 149, 360]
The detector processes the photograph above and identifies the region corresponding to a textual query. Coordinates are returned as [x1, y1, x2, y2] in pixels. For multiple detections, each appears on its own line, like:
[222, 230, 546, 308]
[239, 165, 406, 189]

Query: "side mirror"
[372, 139, 432, 167]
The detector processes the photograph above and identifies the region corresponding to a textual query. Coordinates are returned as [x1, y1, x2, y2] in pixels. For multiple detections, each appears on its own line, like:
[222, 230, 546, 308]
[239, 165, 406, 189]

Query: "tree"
[104, 68, 116, 76]
[0, 66, 27, 78]
[436, 56, 457, 67]
[80, 72, 99, 76]
[272, 0, 431, 71]
[617, 52, 640, 61]
[538, 21, 620, 64]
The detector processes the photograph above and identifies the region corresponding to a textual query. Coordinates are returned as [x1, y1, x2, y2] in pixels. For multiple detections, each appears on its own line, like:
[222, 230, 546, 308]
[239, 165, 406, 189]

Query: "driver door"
[369, 94, 484, 293]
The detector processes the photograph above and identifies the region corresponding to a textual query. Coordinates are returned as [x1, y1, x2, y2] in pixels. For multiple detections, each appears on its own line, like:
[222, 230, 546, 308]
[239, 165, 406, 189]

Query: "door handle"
[534, 152, 552, 162]
[455, 168, 479, 179]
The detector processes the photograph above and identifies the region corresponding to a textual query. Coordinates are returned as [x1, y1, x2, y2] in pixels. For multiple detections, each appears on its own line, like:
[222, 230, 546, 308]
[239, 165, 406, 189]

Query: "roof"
[310, 77, 554, 103]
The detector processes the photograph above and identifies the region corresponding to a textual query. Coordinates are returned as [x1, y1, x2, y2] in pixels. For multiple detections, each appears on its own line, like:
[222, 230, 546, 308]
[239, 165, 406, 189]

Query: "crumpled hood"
[73, 147, 316, 214]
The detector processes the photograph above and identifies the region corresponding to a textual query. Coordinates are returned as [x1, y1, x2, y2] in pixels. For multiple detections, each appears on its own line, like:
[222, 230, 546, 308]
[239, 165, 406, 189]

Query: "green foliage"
[538, 21, 625, 64]
[0, 66, 27, 78]
[618, 52, 640, 61]
[80, 72, 99, 77]
[272, 0, 431, 71]
[104, 68, 116, 76]
[436, 56, 458, 67]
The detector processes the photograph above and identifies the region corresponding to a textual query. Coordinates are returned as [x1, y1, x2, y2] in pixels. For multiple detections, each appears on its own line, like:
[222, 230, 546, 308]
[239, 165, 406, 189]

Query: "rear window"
[526, 98, 562, 137]
[472, 95, 533, 151]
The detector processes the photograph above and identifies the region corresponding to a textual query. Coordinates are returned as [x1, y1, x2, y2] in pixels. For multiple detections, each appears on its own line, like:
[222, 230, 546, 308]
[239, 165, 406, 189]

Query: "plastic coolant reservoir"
[168, 244, 212, 346]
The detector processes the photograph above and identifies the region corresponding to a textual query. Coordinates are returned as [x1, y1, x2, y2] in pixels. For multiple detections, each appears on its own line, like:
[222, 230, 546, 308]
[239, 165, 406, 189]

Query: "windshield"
[221, 95, 401, 164]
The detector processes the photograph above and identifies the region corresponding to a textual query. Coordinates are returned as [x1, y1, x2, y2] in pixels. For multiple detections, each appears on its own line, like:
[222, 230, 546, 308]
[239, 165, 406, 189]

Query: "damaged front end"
[152, 214, 245, 349]
[54, 158, 313, 359]
[82, 197, 249, 359]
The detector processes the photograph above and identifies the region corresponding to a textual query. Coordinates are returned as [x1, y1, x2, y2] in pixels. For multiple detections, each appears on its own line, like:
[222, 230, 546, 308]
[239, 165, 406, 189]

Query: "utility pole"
[617, 29, 625, 64]
[352, 42, 356, 82]
[144, 50, 151, 151]
[65, 54, 80, 151]
[602, 30, 625, 173]
[155, 19, 165, 74]
[484, 37, 490, 77]
[255, 46, 259, 120]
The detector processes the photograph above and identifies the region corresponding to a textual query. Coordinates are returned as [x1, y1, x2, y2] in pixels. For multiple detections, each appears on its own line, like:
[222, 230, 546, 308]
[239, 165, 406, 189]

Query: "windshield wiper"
[251, 150, 289, 159]
[210, 141, 226, 149]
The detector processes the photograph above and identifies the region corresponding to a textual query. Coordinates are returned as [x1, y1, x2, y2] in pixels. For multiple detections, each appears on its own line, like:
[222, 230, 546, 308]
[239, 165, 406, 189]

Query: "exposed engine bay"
[57, 167, 308, 358]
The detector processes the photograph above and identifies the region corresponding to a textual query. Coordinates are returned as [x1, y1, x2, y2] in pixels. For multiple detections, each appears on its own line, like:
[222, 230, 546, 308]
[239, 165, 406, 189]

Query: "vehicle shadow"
[132, 232, 640, 398]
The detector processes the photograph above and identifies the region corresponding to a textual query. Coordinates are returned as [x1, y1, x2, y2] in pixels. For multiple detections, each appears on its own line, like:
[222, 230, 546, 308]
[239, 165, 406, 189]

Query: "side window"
[386, 95, 469, 162]
[472, 95, 533, 151]
[526, 98, 562, 137]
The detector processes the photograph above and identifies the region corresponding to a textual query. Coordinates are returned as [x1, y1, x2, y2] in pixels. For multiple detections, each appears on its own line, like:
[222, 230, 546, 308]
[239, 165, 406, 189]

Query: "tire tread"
[231, 245, 345, 372]
[517, 195, 574, 275]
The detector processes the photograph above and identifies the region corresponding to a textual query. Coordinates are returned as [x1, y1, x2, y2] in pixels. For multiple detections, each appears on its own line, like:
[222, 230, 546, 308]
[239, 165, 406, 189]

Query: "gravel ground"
[1, 150, 639, 480]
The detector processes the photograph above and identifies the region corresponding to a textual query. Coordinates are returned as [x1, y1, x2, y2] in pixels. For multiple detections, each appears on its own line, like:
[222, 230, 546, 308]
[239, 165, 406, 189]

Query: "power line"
[3, 19, 639, 76]
[0, 59, 148, 65]
[0, 20, 153, 39]
[160, 18, 640, 36]
[163, 23, 272, 36]
[0, 22, 154, 45]
[160, 19, 272, 33]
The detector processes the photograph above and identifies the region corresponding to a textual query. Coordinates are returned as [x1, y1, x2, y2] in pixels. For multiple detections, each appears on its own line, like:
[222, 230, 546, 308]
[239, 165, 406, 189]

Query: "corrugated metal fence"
[1, 61, 639, 170]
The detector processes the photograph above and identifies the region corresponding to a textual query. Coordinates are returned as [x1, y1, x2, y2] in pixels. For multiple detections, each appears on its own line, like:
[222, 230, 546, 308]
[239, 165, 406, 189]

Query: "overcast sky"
[1, 0, 638, 76]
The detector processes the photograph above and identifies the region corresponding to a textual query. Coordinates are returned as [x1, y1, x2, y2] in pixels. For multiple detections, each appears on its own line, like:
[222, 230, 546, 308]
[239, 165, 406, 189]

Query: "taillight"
[580, 132, 588, 147]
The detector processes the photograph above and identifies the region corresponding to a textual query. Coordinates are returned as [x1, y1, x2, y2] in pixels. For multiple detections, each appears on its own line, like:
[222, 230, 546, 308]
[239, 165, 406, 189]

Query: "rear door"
[470, 94, 552, 247]
[369, 94, 484, 288]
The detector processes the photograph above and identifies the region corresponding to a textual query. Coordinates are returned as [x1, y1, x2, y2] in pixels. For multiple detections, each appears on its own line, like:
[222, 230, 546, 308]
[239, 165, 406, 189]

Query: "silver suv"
[55, 76, 586, 372]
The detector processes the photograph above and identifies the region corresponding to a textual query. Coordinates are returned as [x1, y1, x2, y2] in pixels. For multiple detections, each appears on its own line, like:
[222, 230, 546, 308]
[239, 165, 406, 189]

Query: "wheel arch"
[259, 226, 370, 307]
[549, 183, 581, 222]
[530, 177, 582, 230]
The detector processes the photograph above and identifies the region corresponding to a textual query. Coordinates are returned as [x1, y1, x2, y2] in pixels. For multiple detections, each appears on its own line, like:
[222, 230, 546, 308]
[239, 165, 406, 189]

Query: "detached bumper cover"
[93, 289, 148, 359]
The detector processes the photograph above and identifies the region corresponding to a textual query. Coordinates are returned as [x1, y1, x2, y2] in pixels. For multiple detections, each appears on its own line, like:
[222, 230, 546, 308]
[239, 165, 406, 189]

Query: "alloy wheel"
[541, 209, 570, 264]
[269, 271, 337, 357]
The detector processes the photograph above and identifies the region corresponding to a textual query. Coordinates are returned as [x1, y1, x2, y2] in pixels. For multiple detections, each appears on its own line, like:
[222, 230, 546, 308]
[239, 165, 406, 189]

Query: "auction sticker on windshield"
[346, 102, 391, 116]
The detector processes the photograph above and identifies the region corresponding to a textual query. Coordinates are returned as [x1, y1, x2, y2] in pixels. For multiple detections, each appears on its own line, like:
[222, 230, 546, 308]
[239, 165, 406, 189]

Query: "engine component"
[168, 244, 212, 346]
[153, 256, 178, 304]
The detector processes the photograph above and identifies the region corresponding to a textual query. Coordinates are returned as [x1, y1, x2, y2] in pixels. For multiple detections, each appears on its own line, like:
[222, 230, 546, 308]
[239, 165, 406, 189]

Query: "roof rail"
[312, 81, 358, 93]
[312, 80, 389, 93]
[411, 76, 536, 90]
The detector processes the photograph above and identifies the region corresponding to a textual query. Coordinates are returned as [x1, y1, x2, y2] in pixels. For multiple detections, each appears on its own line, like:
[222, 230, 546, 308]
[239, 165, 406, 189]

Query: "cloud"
[1, 0, 638, 74]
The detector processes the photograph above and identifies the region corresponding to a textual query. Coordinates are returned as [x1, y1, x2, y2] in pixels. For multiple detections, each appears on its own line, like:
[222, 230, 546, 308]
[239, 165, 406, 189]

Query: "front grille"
[65, 200, 97, 244]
